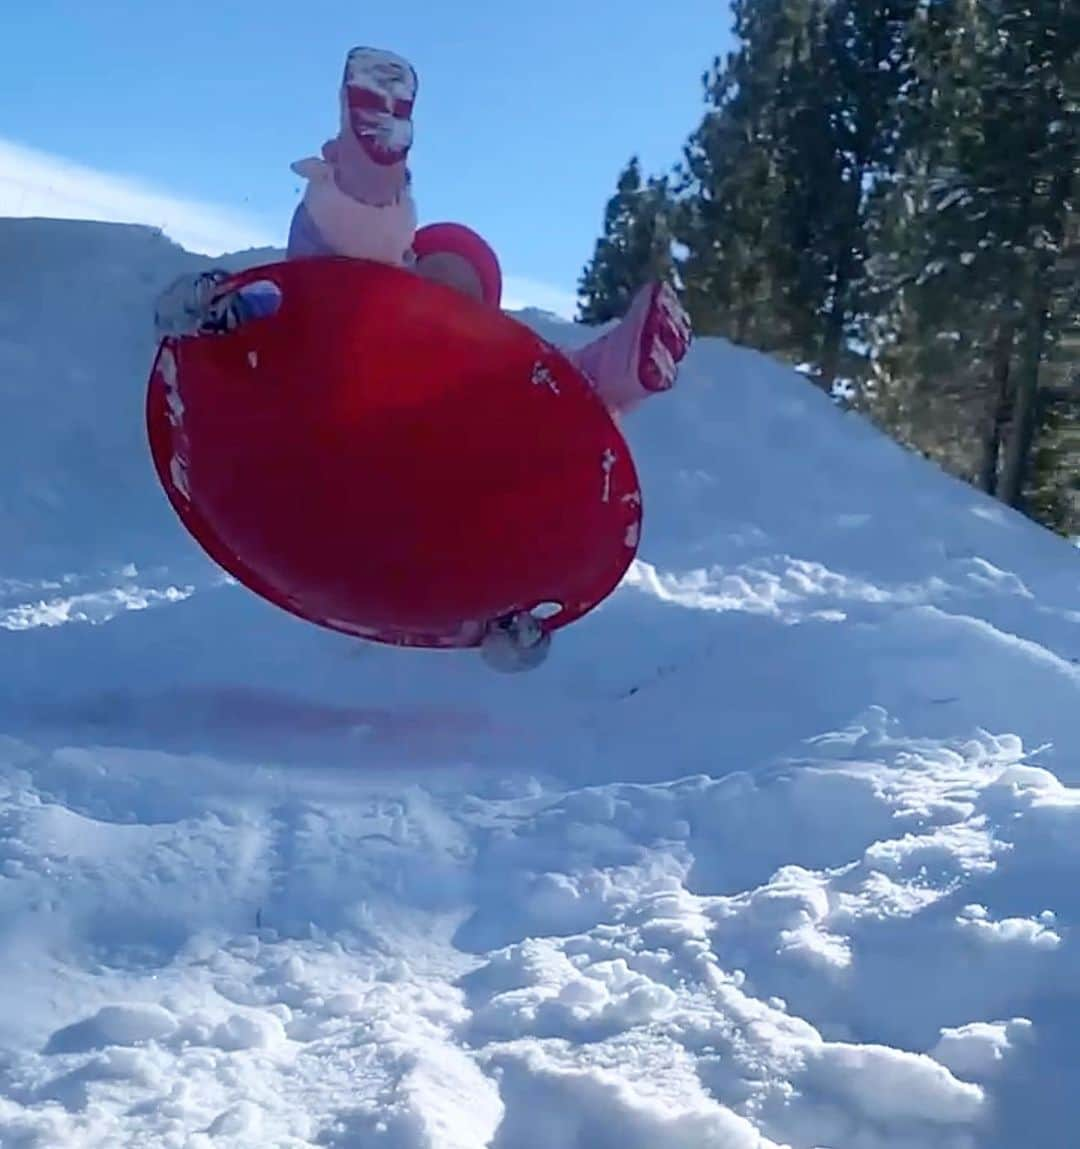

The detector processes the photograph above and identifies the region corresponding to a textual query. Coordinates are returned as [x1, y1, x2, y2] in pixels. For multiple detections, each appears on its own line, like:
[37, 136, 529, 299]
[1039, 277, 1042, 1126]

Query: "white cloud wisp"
[0, 136, 578, 314]
[0, 136, 276, 256]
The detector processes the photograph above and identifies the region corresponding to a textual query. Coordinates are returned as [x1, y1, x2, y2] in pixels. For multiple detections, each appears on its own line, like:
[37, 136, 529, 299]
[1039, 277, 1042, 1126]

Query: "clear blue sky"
[0, 1, 732, 306]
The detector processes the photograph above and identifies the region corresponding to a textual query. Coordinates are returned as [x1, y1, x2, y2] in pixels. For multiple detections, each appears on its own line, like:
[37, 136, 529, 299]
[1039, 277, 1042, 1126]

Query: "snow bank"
[0, 216, 1078, 1146]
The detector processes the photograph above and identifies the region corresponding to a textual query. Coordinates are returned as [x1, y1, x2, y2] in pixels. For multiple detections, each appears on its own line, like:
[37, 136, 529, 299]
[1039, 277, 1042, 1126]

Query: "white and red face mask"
[342, 47, 417, 166]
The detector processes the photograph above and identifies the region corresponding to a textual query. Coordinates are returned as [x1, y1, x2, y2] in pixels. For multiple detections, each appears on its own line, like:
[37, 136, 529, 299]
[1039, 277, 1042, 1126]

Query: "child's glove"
[153, 269, 242, 340]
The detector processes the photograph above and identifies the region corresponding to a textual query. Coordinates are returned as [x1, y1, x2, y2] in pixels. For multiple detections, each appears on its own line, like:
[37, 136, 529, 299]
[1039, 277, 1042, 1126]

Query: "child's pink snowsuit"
[286, 47, 690, 416]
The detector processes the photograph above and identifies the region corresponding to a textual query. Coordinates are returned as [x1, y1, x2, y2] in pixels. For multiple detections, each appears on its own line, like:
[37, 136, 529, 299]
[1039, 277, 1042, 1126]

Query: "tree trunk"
[999, 265, 1051, 507]
[976, 323, 1016, 494]
[818, 252, 854, 393]
[818, 176, 862, 393]
[998, 142, 1073, 507]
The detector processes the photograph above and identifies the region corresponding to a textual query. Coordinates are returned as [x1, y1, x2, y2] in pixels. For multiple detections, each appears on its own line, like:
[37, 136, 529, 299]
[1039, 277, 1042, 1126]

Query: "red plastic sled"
[146, 258, 642, 648]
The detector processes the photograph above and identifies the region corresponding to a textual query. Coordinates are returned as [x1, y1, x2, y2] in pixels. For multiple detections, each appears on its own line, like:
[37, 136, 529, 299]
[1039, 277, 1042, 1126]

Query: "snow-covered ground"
[1, 216, 1079, 1147]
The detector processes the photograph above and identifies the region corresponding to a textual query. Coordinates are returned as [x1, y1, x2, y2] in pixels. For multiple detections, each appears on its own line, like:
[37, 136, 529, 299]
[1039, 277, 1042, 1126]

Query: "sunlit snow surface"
[0, 218, 1078, 1148]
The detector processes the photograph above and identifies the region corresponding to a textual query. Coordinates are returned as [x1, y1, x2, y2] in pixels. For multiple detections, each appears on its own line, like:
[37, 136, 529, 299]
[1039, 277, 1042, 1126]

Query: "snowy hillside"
[1, 216, 1079, 1148]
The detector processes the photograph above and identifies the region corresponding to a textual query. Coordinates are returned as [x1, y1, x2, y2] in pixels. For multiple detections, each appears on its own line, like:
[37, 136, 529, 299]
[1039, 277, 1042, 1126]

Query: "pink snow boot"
[569, 281, 692, 415]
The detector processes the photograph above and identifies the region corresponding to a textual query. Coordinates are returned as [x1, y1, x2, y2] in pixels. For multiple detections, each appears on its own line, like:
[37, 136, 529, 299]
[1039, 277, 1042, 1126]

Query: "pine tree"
[861, 0, 1078, 528]
[577, 157, 675, 325]
[859, 0, 1014, 482]
[676, 0, 920, 389]
[579, 0, 1078, 534]
[675, 0, 815, 352]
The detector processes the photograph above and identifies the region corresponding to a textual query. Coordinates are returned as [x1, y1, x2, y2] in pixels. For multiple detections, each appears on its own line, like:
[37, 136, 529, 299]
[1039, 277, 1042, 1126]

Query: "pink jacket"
[290, 151, 415, 264]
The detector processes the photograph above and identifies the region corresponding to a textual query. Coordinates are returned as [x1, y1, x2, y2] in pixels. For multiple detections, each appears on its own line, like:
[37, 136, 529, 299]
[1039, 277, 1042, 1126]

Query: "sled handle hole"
[532, 601, 564, 621]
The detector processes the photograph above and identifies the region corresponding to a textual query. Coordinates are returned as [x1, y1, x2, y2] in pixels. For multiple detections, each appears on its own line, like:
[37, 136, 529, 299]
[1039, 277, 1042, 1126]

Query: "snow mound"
[1, 216, 1078, 1147]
